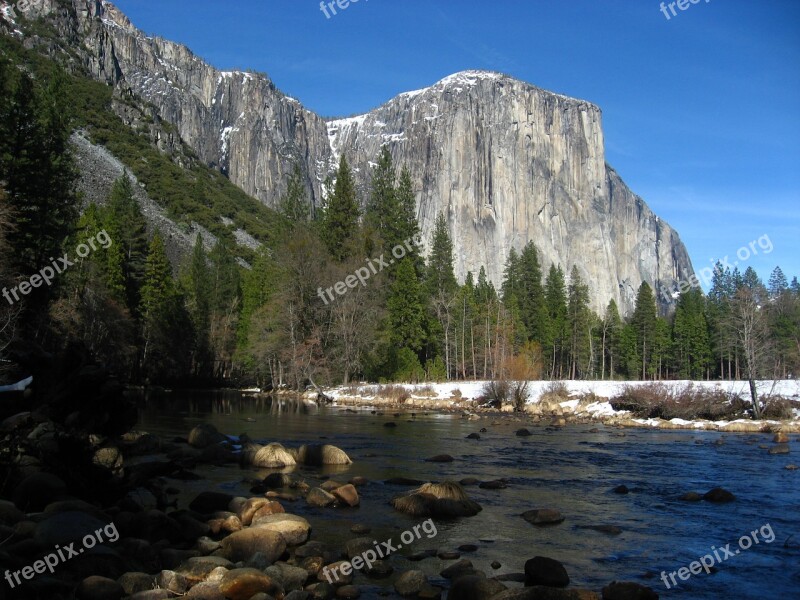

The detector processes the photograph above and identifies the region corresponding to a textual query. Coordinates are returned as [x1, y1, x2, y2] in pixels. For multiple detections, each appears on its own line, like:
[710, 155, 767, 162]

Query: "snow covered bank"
[327, 379, 800, 431]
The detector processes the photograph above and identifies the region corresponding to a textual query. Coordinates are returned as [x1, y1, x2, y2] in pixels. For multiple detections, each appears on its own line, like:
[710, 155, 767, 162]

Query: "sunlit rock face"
[21, 1, 693, 313]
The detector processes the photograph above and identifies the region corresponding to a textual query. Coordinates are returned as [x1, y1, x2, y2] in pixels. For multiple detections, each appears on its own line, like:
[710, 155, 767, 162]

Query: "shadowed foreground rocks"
[0, 393, 662, 600]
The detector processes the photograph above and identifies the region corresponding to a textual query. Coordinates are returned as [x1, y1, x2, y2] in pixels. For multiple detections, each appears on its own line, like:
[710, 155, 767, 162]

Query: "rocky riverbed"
[0, 402, 672, 599]
[3, 375, 796, 600]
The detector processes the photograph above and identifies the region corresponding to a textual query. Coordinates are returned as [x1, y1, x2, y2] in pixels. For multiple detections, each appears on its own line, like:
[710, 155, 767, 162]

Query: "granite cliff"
[1, 0, 694, 313]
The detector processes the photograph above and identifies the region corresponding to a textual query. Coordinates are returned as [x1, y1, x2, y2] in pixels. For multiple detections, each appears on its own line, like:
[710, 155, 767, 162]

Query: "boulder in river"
[703, 487, 735, 503]
[395, 569, 428, 596]
[449, 573, 507, 599]
[12, 472, 67, 511]
[492, 588, 600, 599]
[307, 487, 337, 507]
[524, 556, 570, 587]
[219, 527, 287, 563]
[391, 481, 482, 518]
[189, 491, 235, 514]
[75, 575, 125, 600]
[218, 568, 284, 600]
[679, 492, 702, 501]
[296, 443, 352, 466]
[251, 513, 311, 545]
[601, 581, 659, 599]
[425, 454, 455, 462]
[188, 423, 227, 448]
[332, 483, 360, 507]
[246, 442, 297, 468]
[521, 509, 565, 526]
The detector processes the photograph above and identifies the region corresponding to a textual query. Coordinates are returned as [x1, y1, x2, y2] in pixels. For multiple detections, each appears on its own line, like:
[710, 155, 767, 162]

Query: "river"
[136, 390, 798, 599]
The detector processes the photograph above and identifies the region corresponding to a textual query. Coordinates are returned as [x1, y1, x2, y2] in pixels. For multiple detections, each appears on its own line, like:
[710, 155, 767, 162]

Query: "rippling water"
[136, 390, 799, 599]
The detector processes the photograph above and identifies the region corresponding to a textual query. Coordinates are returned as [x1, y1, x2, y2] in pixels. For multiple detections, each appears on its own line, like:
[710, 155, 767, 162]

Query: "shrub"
[393, 348, 425, 383]
[425, 356, 447, 382]
[480, 380, 510, 408]
[375, 385, 410, 403]
[610, 383, 750, 421]
[415, 385, 437, 397]
[761, 396, 797, 420]
[543, 380, 570, 399]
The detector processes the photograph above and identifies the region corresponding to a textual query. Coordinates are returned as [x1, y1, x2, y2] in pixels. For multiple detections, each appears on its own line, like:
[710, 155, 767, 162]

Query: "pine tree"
[279, 163, 310, 224]
[630, 282, 657, 379]
[707, 262, 736, 378]
[387, 257, 426, 353]
[321, 155, 360, 261]
[140, 234, 176, 318]
[671, 287, 711, 379]
[652, 316, 671, 379]
[182, 234, 212, 374]
[544, 265, 568, 378]
[566, 266, 592, 378]
[425, 213, 458, 376]
[601, 299, 622, 379]
[425, 212, 458, 298]
[501, 248, 521, 303]
[107, 173, 148, 313]
[209, 239, 241, 314]
[791, 277, 800, 296]
[768, 266, 788, 300]
[477, 267, 496, 303]
[519, 242, 548, 344]
[366, 146, 405, 253]
[139, 233, 192, 382]
[395, 167, 423, 273]
[3, 70, 76, 296]
[238, 248, 281, 349]
[72, 203, 124, 302]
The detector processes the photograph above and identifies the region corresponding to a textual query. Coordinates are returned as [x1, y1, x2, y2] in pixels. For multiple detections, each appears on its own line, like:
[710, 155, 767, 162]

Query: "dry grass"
[241, 442, 297, 468]
[375, 385, 411, 403]
[415, 385, 438, 397]
[543, 380, 570, 400]
[390, 481, 482, 518]
[296, 444, 352, 466]
[576, 391, 605, 404]
[413, 481, 472, 501]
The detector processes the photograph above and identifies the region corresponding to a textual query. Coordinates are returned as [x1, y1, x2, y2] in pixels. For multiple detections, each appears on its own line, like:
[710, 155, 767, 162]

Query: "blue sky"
[113, 0, 800, 286]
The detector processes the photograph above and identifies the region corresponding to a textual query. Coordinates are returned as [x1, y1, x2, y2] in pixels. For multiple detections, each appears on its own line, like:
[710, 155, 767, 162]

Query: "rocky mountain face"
[2, 0, 694, 313]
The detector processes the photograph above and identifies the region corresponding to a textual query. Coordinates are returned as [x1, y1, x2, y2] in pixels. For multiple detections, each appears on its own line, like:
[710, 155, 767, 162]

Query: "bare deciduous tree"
[730, 285, 770, 419]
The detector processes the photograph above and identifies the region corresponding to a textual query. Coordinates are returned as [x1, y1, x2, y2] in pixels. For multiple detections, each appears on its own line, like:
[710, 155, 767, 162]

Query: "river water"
[136, 391, 799, 599]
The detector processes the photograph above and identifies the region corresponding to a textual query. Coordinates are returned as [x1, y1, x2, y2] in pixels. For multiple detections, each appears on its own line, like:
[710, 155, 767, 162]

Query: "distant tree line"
[1, 53, 798, 389]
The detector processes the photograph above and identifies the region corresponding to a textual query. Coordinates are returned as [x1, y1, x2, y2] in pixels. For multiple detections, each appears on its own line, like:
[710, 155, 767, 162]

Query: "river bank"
[322, 379, 800, 433]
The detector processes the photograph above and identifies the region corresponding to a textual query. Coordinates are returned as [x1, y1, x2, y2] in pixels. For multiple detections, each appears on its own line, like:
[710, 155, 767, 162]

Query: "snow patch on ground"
[328, 379, 800, 427]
